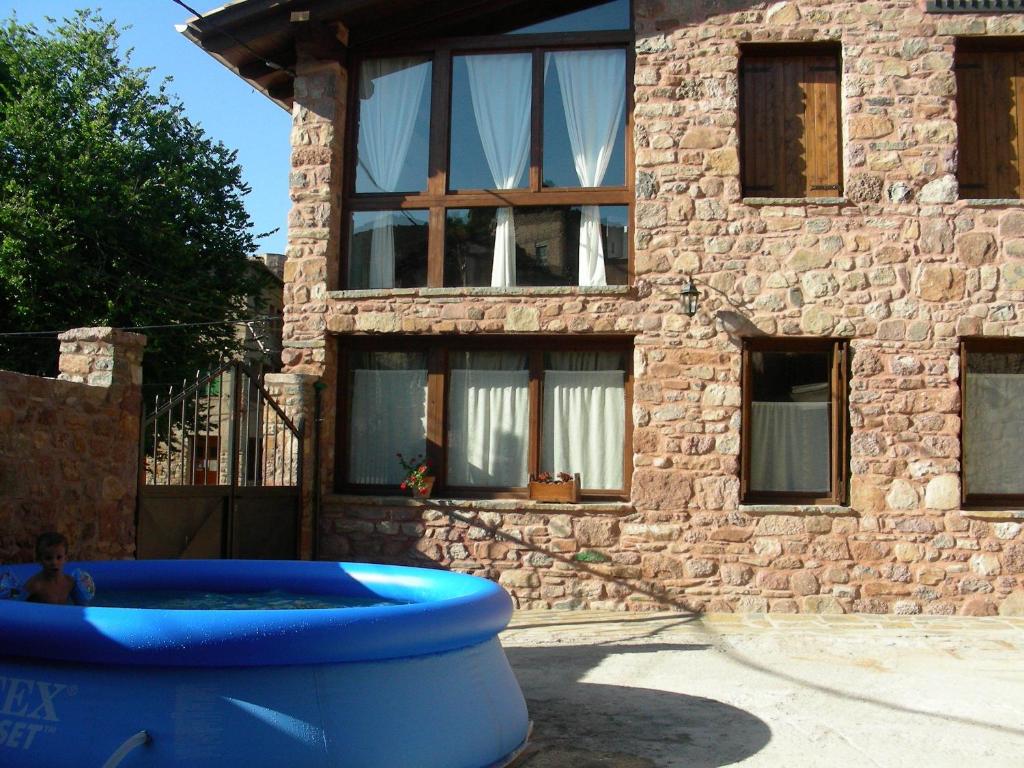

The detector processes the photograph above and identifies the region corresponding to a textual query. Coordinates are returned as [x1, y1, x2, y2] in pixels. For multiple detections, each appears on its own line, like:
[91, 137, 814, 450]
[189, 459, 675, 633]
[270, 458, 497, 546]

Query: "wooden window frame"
[739, 42, 843, 199]
[335, 335, 634, 501]
[740, 337, 849, 506]
[960, 337, 1024, 508]
[341, 21, 635, 290]
[955, 38, 1024, 200]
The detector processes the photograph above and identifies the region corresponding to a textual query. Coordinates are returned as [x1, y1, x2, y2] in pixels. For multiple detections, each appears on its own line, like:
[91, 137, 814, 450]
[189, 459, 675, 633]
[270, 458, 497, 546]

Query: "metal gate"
[137, 361, 303, 559]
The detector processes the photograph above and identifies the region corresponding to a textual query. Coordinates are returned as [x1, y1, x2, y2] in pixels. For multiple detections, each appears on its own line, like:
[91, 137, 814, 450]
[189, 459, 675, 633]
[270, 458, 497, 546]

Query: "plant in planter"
[397, 453, 435, 497]
[528, 471, 580, 502]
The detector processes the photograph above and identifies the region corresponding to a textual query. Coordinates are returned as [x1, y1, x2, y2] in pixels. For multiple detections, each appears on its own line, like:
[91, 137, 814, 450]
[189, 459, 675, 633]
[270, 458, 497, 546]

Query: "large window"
[961, 339, 1024, 506]
[741, 338, 848, 505]
[345, 2, 632, 290]
[956, 39, 1024, 199]
[338, 338, 632, 499]
[740, 44, 842, 199]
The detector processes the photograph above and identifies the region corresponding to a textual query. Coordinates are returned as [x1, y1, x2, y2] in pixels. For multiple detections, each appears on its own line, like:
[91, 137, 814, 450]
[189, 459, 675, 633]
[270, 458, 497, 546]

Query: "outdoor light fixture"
[681, 277, 700, 317]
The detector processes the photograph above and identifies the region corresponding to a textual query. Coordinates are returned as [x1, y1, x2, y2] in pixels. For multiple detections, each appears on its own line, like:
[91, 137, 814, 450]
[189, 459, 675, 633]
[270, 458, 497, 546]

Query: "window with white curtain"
[341, 339, 631, 498]
[962, 341, 1024, 504]
[742, 339, 848, 505]
[347, 351, 428, 485]
[344, 4, 631, 291]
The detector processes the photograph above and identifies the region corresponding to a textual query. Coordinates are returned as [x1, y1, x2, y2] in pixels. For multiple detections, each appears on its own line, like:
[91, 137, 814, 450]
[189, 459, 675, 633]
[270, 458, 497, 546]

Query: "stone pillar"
[57, 327, 146, 388]
[283, 49, 347, 377]
[264, 372, 319, 559]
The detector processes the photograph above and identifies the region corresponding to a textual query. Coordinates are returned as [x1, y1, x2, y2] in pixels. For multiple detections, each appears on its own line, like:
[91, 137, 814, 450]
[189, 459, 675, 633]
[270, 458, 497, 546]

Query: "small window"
[348, 210, 429, 289]
[741, 338, 848, 504]
[508, 0, 630, 34]
[955, 40, 1024, 199]
[444, 206, 628, 287]
[962, 339, 1024, 506]
[740, 45, 842, 198]
[355, 57, 431, 194]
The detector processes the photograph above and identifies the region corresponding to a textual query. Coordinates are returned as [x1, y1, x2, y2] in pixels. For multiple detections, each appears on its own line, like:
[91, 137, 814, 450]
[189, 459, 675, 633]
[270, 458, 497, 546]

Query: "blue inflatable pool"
[0, 560, 530, 767]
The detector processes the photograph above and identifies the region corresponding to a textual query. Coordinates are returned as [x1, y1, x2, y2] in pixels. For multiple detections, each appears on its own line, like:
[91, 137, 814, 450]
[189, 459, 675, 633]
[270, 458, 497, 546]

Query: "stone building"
[183, 0, 1024, 615]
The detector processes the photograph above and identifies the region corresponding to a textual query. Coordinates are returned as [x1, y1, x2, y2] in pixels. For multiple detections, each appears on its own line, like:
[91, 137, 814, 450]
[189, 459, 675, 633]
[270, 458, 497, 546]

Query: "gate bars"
[141, 361, 303, 491]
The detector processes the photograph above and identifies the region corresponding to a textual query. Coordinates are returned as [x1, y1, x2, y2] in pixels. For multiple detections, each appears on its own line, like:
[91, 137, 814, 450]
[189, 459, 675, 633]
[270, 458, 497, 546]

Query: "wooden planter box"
[528, 473, 580, 503]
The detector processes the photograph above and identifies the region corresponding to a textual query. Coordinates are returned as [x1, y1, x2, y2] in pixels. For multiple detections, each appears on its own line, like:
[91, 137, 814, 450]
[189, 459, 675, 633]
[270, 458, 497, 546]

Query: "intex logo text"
[0, 677, 67, 751]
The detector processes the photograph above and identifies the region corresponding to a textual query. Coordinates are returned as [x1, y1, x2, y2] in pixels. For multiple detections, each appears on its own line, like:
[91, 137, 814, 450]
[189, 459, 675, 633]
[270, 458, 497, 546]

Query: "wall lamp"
[681, 277, 700, 317]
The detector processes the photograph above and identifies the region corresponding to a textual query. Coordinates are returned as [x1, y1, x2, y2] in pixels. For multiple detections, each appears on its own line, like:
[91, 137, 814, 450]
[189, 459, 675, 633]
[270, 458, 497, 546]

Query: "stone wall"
[0, 328, 145, 563]
[284, 0, 1024, 616]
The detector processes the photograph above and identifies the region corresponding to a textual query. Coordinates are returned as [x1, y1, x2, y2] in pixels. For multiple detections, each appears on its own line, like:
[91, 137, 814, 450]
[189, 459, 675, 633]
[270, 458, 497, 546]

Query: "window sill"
[739, 504, 855, 516]
[326, 493, 634, 515]
[742, 197, 846, 207]
[329, 285, 633, 300]
[961, 199, 1022, 207]
[961, 509, 1024, 521]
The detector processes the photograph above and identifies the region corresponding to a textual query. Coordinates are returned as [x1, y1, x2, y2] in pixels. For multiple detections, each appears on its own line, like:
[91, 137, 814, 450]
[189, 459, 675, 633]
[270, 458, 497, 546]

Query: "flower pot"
[528, 473, 580, 503]
[412, 476, 436, 498]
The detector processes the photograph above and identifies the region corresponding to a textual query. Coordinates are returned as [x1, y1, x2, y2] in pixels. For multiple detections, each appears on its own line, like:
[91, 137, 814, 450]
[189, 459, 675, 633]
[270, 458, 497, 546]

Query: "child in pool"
[23, 532, 84, 605]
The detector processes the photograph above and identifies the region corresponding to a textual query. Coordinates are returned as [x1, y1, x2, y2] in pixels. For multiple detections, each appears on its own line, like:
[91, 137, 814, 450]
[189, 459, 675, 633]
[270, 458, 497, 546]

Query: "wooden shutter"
[956, 49, 1024, 199]
[803, 56, 842, 198]
[741, 51, 841, 198]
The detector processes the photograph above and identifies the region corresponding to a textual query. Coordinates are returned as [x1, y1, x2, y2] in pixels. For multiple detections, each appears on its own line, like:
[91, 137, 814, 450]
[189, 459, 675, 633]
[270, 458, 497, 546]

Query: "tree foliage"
[0, 11, 268, 388]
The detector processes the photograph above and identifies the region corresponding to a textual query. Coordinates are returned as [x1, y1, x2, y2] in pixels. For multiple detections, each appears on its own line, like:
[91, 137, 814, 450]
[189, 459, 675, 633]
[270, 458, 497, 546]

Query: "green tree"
[0, 11, 269, 388]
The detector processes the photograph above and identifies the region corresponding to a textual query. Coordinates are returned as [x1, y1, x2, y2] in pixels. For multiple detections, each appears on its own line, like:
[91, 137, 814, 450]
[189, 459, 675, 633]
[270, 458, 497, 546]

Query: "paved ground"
[501, 611, 1024, 768]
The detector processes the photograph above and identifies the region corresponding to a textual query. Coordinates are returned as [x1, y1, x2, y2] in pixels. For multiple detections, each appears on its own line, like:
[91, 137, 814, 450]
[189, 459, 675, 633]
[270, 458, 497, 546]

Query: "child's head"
[35, 531, 68, 572]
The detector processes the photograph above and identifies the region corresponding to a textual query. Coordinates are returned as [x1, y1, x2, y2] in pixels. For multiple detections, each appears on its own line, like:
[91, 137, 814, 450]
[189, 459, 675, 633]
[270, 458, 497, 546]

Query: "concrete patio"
[502, 611, 1024, 767]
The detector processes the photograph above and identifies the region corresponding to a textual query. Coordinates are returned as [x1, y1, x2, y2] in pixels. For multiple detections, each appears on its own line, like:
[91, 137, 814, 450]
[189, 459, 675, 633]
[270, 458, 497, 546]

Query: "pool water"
[91, 588, 408, 610]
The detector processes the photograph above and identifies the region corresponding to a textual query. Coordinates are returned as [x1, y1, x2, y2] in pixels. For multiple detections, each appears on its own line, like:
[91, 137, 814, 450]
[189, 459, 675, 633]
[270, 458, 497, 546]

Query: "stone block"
[998, 592, 1024, 616]
[924, 475, 960, 511]
[803, 595, 845, 614]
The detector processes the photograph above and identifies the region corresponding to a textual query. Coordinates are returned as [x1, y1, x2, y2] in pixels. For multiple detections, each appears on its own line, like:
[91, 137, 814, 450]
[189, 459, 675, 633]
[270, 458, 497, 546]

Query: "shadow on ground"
[507, 643, 771, 768]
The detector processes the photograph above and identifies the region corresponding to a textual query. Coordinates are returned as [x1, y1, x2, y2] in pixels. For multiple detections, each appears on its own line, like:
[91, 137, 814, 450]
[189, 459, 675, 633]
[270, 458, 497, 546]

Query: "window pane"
[749, 351, 831, 493]
[965, 351, 1024, 495]
[449, 54, 531, 191]
[349, 210, 428, 289]
[447, 352, 529, 487]
[508, 0, 629, 34]
[543, 50, 625, 189]
[542, 352, 625, 489]
[444, 206, 628, 287]
[348, 352, 428, 484]
[355, 57, 431, 194]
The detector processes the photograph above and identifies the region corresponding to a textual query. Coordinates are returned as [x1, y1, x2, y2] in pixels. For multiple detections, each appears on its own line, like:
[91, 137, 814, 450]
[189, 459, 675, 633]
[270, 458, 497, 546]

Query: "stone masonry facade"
[0, 328, 146, 563]
[282, 0, 1024, 616]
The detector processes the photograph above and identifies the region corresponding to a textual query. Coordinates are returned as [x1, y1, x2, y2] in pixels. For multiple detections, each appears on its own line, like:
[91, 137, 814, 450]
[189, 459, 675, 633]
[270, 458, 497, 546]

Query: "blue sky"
[0, 1, 291, 254]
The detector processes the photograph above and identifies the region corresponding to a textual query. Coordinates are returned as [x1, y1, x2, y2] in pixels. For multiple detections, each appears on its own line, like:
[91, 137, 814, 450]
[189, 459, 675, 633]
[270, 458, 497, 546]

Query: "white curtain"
[965, 373, 1024, 494]
[448, 354, 529, 486]
[349, 370, 428, 484]
[357, 58, 430, 288]
[466, 54, 532, 288]
[543, 369, 625, 489]
[750, 402, 830, 492]
[552, 50, 626, 287]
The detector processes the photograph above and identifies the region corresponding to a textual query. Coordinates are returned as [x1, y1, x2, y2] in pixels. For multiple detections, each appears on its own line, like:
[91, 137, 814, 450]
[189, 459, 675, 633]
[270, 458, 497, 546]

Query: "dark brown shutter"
[741, 51, 841, 198]
[956, 50, 1022, 199]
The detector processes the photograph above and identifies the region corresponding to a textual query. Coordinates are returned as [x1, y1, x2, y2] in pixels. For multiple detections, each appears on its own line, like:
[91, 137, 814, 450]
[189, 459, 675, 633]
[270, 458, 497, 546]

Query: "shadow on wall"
[507, 643, 772, 767]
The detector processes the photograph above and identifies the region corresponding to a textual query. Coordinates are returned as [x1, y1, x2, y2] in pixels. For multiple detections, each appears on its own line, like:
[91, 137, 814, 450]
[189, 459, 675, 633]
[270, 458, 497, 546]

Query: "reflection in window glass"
[450, 54, 532, 191]
[749, 351, 831, 494]
[542, 351, 625, 489]
[349, 210, 428, 289]
[348, 352, 428, 484]
[509, 0, 629, 34]
[445, 206, 628, 287]
[543, 50, 626, 189]
[965, 351, 1024, 495]
[355, 57, 431, 194]
[447, 352, 529, 487]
